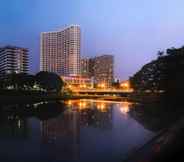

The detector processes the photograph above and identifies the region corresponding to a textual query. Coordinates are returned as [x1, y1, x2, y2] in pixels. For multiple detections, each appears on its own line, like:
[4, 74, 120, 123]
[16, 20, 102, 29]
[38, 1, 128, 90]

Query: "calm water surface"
[0, 99, 155, 162]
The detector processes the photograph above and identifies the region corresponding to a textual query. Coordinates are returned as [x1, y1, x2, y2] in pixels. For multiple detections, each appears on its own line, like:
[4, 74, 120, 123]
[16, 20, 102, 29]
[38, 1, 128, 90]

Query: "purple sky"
[0, 0, 184, 80]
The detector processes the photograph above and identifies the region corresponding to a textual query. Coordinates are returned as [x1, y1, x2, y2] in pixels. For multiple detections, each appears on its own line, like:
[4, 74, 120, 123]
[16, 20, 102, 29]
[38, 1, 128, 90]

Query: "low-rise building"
[61, 75, 93, 89]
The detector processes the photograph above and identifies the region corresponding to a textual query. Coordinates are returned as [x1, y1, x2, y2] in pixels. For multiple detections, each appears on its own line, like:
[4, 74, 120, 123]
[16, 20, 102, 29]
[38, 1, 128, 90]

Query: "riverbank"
[0, 91, 127, 104]
[0, 90, 182, 105]
[123, 117, 184, 162]
[0, 89, 130, 104]
[0, 94, 100, 104]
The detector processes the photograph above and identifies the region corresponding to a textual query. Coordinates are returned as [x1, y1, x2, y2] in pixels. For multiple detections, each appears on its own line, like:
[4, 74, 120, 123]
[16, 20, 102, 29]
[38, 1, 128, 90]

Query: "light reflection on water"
[0, 100, 154, 162]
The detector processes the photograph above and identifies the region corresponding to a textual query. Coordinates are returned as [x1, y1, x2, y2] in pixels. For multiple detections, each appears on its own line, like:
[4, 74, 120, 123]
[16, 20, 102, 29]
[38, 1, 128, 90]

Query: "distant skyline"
[0, 0, 184, 80]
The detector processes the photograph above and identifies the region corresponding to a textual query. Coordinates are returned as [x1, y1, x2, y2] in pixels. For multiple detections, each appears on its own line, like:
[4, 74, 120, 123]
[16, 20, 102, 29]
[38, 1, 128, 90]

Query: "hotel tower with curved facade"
[40, 25, 81, 76]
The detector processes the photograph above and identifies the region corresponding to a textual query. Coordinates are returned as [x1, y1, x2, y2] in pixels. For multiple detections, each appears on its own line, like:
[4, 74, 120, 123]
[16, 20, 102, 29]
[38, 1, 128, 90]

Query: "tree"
[157, 51, 164, 58]
[130, 46, 184, 94]
[35, 71, 64, 93]
[2, 73, 35, 90]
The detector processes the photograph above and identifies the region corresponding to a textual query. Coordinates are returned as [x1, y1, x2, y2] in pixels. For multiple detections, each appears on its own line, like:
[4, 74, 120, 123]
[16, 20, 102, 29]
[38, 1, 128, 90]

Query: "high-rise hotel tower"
[40, 25, 81, 76]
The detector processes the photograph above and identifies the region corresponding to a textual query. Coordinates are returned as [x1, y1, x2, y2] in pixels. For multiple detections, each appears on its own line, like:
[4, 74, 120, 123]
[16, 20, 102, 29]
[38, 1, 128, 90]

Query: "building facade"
[80, 57, 95, 78]
[81, 55, 114, 88]
[93, 55, 114, 88]
[61, 75, 93, 89]
[40, 25, 81, 76]
[0, 46, 29, 76]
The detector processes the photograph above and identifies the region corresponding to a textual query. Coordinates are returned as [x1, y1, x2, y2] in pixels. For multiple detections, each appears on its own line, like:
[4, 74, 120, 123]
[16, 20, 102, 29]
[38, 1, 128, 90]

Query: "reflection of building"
[119, 102, 131, 115]
[62, 75, 93, 89]
[80, 107, 113, 129]
[0, 46, 29, 76]
[41, 112, 80, 161]
[40, 100, 114, 161]
[66, 100, 113, 129]
[40, 25, 81, 76]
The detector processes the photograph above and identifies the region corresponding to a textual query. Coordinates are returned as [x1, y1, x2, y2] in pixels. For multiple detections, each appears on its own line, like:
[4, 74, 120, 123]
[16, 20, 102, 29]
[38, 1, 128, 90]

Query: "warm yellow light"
[100, 103, 105, 109]
[68, 100, 72, 105]
[120, 106, 129, 114]
[120, 81, 131, 91]
[79, 84, 87, 89]
[121, 83, 128, 87]
[101, 84, 105, 88]
[79, 101, 87, 110]
[98, 83, 106, 88]
[119, 102, 131, 115]
[97, 103, 107, 112]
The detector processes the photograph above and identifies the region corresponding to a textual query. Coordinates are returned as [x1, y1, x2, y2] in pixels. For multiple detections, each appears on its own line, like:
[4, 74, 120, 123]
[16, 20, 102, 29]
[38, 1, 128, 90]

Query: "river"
[0, 99, 155, 162]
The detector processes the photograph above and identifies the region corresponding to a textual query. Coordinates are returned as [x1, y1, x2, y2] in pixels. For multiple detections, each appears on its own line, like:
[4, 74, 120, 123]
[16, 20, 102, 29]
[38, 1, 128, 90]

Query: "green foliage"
[0, 71, 64, 94]
[0, 73, 35, 90]
[35, 71, 64, 93]
[130, 46, 184, 93]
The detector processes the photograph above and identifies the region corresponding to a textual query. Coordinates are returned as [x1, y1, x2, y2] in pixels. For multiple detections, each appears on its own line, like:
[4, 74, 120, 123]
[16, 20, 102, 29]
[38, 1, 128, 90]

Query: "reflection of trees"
[34, 101, 66, 120]
[128, 103, 184, 132]
[0, 101, 65, 120]
[0, 101, 66, 138]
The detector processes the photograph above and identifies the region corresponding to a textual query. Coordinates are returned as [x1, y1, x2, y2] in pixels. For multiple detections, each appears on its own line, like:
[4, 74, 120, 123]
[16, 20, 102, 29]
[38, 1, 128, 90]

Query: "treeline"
[0, 71, 64, 93]
[130, 46, 184, 94]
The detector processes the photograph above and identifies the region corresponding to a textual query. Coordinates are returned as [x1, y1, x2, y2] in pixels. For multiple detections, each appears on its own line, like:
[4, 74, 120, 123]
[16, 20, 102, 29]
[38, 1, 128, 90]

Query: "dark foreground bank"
[123, 117, 184, 162]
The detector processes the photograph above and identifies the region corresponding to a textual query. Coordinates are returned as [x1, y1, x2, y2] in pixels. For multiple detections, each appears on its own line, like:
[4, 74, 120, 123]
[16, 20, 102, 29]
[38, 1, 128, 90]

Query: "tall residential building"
[0, 46, 29, 76]
[40, 25, 81, 76]
[93, 55, 114, 87]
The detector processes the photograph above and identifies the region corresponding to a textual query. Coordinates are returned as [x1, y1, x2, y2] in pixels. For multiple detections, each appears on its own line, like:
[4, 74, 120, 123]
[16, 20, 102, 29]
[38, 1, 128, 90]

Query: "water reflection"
[128, 102, 184, 132]
[0, 102, 65, 139]
[65, 100, 113, 129]
[0, 100, 154, 162]
[41, 111, 80, 161]
[119, 101, 132, 115]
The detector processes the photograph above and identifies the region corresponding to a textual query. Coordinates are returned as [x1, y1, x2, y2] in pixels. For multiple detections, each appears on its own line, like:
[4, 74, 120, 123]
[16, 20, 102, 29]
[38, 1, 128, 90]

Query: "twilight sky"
[0, 0, 184, 80]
